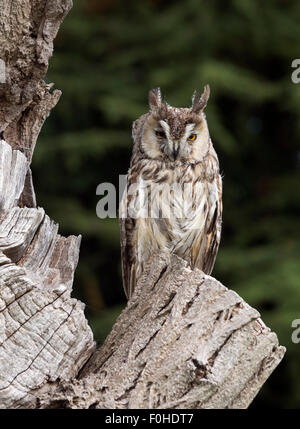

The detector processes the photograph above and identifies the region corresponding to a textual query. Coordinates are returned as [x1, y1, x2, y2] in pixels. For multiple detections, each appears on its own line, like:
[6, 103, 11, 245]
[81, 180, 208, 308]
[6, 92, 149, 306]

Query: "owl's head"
[138, 85, 211, 163]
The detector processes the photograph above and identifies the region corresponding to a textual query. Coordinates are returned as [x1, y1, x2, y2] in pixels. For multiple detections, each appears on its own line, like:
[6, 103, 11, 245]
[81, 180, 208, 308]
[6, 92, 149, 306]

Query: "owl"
[119, 85, 222, 299]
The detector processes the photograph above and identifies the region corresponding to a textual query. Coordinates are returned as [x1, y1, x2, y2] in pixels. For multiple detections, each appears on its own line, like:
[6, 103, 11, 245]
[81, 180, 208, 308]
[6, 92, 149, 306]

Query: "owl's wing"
[119, 215, 137, 300]
[172, 173, 222, 275]
[191, 174, 222, 275]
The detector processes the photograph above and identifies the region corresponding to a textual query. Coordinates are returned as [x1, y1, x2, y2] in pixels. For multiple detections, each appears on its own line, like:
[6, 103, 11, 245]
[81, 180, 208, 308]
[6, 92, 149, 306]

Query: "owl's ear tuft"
[149, 87, 162, 110]
[192, 84, 210, 113]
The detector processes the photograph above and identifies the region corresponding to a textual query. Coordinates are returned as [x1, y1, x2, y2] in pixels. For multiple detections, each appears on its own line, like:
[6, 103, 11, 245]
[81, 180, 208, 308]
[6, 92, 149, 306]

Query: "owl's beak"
[172, 142, 179, 160]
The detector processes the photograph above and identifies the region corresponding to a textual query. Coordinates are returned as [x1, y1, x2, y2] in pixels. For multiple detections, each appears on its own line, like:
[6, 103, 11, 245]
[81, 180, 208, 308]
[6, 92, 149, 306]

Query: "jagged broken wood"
[0, 0, 285, 410]
[0, 140, 95, 409]
[61, 252, 285, 409]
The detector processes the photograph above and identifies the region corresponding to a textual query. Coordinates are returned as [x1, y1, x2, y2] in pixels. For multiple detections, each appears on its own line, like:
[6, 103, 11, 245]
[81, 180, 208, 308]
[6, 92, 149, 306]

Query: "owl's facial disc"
[159, 120, 200, 161]
[141, 111, 209, 162]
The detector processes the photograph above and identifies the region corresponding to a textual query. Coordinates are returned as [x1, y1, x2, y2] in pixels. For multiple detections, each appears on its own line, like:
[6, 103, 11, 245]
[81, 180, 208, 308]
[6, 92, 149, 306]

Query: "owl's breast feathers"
[119, 147, 222, 299]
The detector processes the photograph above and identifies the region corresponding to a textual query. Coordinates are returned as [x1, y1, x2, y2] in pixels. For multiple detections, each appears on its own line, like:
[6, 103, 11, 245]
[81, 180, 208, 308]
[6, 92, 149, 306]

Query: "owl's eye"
[187, 134, 197, 141]
[155, 130, 166, 138]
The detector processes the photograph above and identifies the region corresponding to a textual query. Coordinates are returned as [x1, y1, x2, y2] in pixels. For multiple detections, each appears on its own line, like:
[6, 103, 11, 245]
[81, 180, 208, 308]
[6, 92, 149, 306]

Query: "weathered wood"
[0, 206, 44, 262]
[0, 0, 96, 408]
[18, 169, 37, 208]
[0, 141, 95, 409]
[0, 250, 95, 409]
[0, 0, 72, 202]
[0, 140, 27, 211]
[0, 0, 285, 410]
[34, 253, 283, 409]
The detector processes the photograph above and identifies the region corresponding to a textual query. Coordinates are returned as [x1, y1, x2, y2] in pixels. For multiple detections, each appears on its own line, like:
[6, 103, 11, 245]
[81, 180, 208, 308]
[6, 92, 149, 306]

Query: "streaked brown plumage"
[120, 85, 222, 299]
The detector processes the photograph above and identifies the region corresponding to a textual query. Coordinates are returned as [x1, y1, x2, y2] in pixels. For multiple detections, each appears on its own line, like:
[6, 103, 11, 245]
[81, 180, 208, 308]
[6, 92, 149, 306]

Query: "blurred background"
[34, 0, 300, 408]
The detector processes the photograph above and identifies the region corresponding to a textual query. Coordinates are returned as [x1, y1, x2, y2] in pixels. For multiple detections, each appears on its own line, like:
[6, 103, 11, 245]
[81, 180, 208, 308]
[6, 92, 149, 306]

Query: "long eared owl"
[120, 85, 222, 299]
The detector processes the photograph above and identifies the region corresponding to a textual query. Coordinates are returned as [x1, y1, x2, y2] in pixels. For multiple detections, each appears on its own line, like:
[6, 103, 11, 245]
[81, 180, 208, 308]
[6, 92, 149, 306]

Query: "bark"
[0, 0, 285, 409]
[33, 253, 285, 409]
